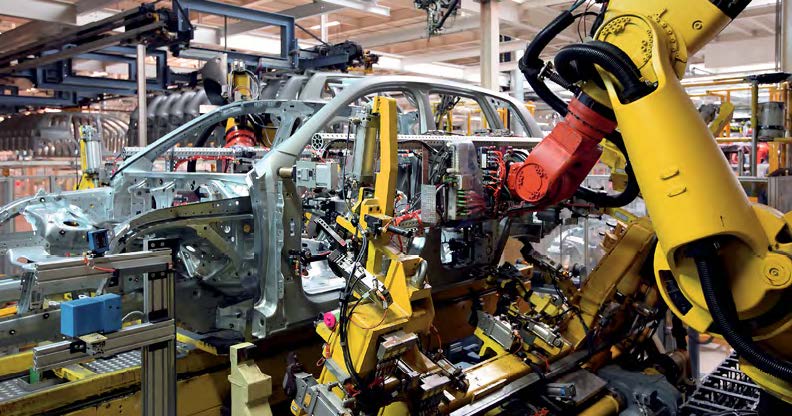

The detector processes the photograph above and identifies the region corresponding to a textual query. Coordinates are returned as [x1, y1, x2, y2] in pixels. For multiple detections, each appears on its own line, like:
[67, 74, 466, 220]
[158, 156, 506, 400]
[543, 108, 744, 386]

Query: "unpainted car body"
[0, 75, 542, 348]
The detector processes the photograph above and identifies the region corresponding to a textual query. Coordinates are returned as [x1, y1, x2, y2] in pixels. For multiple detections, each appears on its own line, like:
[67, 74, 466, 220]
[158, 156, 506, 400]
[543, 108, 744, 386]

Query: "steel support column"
[480, 0, 500, 91]
[750, 81, 759, 176]
[320, 14, 329, 43]
[137, 44, 148, 148]
[142, 240, 177, 416]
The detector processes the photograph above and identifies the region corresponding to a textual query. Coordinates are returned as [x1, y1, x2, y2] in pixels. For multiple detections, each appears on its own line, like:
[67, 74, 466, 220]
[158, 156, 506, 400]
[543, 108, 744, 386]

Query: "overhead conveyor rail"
[0, 0, 376, 111]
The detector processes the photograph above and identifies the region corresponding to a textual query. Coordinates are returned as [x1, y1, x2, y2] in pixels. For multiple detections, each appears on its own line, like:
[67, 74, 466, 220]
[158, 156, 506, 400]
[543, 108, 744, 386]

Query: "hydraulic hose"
[519, 10, 576, 115]
[691, 240, 792, 381]
[554, 41, 651, 103]
[518, 10, 642, 207]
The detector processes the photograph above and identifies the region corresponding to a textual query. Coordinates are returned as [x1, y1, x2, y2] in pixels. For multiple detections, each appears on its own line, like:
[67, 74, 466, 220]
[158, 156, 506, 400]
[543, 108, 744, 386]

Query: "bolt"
[763, 260, 791, 287]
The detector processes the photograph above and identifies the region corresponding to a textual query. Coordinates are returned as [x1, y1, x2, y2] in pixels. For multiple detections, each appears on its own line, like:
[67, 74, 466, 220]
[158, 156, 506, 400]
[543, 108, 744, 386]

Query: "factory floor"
[698, 341, 732, 379]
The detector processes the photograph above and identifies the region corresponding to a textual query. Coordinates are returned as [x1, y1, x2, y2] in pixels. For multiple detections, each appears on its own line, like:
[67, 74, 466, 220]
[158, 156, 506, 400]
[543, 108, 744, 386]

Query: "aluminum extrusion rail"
[33, 320, 175, 371]
[313, 133, 543, 149]
[120, 146, 269, 159]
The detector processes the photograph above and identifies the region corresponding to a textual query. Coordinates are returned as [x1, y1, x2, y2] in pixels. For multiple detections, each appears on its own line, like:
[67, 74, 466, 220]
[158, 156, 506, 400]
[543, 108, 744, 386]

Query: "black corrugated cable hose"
[691, 239, 792, 381]
[518, 10, 576, 115]
[575, 130, 640, 207]
[710, 0, 754, 19]
[186, 122, 222, 172]
[553, 41, 652, 103]
[518, 10, 642, 207]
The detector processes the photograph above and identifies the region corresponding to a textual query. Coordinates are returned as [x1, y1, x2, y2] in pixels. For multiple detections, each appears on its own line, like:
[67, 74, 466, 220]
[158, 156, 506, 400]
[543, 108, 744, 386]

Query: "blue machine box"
[60, 293, 122, 338]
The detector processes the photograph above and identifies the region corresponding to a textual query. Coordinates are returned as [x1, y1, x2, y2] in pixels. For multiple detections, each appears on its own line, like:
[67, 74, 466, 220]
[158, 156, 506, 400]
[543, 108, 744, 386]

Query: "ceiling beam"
[0, 0, 128, 50]
[225, 0, 389, 37]
[726, 21, 754, 36]
[319, 0, 390, 16]
[404, 39, 527, 64]
[0, 0, 76, 24]
[75, 0, 121, 14]
[351, 15, 480, 48]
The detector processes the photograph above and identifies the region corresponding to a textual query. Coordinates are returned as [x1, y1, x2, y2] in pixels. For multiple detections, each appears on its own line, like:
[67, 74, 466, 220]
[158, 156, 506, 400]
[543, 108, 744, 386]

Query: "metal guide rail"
[121, 134, 542, 161]
[29, 250, 173, 285]
[33, 320, 175, 371]
[0, 245, 177, 415]
[120, 146, 269, 159]
[312, 133, 543, 149]
[0, 354, 148, 403]
[680, 352, 760, 415]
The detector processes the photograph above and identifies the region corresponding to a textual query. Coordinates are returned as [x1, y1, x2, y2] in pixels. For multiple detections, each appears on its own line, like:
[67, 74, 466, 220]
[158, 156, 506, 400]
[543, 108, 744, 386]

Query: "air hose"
[691, 239, 792, 381]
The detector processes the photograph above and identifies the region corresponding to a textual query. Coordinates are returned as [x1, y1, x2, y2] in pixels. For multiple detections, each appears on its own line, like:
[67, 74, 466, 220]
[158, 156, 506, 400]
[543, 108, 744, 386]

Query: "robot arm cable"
[517, 8, 643, 208]
[553, 41, 653, 103]
[691, 239, 792, 381]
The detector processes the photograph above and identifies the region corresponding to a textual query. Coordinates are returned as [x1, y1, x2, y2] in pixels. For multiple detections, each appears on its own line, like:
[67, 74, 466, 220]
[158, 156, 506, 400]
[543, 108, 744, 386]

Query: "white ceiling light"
[310, 21, 341, 30]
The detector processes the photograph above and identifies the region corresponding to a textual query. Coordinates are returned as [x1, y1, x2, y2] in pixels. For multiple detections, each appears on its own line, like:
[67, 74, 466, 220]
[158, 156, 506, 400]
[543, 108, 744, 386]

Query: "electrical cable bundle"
[517, 1, 642, 208]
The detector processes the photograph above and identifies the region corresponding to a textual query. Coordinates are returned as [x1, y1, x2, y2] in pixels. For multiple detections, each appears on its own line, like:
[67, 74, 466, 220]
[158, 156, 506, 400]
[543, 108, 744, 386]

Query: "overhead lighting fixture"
[310, 21, 341, 30]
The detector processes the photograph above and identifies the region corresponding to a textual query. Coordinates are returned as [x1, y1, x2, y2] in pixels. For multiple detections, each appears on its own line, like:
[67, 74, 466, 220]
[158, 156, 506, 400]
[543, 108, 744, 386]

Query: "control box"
[60, 293, 122, 337]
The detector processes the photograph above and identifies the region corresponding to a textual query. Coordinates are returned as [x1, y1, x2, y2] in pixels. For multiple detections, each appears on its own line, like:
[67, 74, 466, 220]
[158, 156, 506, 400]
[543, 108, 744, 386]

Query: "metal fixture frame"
[31, 241, 176, 416]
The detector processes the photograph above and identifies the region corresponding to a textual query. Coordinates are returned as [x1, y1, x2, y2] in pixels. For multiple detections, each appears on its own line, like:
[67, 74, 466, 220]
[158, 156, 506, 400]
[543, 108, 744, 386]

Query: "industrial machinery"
[76, 126, 106, 190]
[0, 0, 382, 112]
[415, 0, 461, 36]
[513, 0, 792, 407]
[0, 112, 128, 158]
[284, 95, 662, 415]
[286, 0, 792, 413]
[0, 76, 551, 414]
[1, 0, 791, 414]
[0, 74, 540, 358]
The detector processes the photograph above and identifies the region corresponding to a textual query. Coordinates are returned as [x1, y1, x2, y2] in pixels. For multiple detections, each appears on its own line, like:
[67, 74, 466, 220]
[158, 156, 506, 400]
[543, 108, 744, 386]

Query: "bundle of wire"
[337, 229, 370, 395]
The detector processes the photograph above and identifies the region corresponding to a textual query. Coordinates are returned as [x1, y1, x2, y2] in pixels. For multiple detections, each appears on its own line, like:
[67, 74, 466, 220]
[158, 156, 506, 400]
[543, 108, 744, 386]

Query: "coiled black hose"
[186, 122, 222, 172]
[519, 10, 642, 207]
[554, 41, 651, 103]
[435, 0, 460, 31]
[691, 240, 792, 381]
[519, 11, 576, 115]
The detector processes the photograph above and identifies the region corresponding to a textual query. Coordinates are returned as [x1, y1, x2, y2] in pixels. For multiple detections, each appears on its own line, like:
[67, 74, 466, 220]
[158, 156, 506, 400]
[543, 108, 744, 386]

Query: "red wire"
[83, 255, 116, 273]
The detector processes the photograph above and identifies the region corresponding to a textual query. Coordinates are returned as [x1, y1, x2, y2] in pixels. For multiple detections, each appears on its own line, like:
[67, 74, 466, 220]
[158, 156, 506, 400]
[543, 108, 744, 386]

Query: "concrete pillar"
[320, 14, 329, 43]
[782, 0, 792, 72]
[510, 49, 525, 135]
[480, 0, 500, 91]
[510, 49, 525, 101]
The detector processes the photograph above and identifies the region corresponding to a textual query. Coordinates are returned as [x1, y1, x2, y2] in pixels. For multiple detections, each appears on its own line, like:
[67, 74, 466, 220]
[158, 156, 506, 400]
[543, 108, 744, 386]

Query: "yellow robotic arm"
[521, 0, 792, 403]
